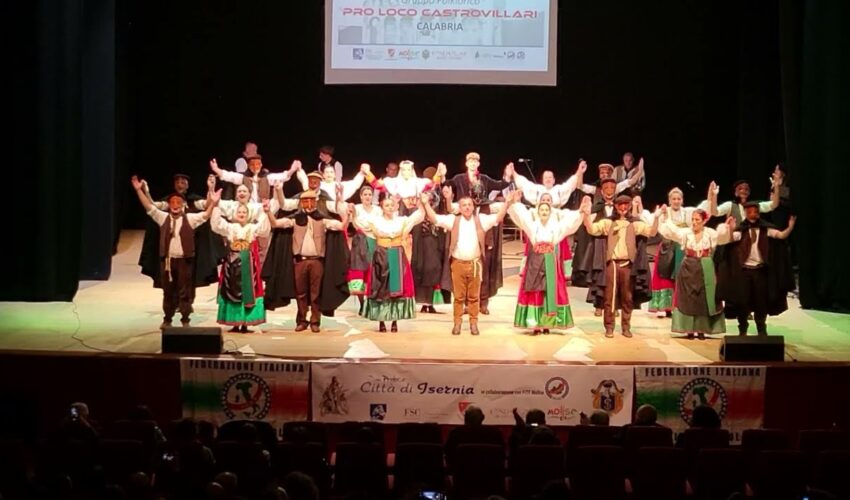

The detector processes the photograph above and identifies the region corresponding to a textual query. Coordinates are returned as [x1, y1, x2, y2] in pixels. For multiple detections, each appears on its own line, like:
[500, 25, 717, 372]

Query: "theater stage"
[1, 230, 849, 364]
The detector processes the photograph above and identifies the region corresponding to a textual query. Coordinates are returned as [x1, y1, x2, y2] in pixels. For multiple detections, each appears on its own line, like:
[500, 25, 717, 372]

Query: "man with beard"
[583, 194, 660, 337]
[137, 173, 225, 295]
[267, 183, 348, 332]
[131, 176, 220, 327]
[445, 152, 514, 315]
[718, 202, 796, 335]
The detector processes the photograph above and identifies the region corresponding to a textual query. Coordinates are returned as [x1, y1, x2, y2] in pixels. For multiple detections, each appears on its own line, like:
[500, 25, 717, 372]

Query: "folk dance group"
[133, 144, 795, 339]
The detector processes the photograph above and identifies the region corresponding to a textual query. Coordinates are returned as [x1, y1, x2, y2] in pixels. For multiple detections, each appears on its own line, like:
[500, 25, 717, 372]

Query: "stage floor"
[1, 231, 849, 364]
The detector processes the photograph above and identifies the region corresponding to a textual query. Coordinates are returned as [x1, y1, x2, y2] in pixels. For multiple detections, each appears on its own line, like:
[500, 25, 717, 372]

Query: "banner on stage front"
[311, 362, 633, 425]
[180, 358, 309, 429]
[635, 365, 766, 444]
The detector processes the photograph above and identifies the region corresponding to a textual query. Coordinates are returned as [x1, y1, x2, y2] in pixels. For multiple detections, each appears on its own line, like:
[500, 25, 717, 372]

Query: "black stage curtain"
[781, 0, 850, 310]
[5, 0, 115, 301]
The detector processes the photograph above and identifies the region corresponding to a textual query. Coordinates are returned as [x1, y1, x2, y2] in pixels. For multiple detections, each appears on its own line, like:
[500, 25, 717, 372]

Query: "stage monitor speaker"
[161, 326, 222, 355]
[720, 335, 785, 362]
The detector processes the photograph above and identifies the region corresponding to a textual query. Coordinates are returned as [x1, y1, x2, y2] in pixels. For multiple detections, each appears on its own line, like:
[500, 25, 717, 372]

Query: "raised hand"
[335, 183, 344, 200]
[632, 195, 644, 213]
[437, 162, 447, 177]
[788, 215, 796, 228]
[131, 175, 144, 191]
[262, 199, 271, 212]
[653, 204, 663, 218]
[209, 188, 222, 205]
[419, 192, 430, 206]
[709, 181, 719, 197]
[360, 163, 371, 175]
[273, 180, 284, 191]
[504, 162, 515, 177]
[207, 174, 216, 191]
[209, 158, 220, 173]
[578, 160, 588, 174]
[442, 185, 453, 201]
[579, 195, 592, 214]
[771, 165, 783, 187]
[289, 159, 302, 173]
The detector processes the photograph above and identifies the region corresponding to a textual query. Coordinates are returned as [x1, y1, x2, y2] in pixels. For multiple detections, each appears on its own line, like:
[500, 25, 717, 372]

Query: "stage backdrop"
[635, 365, 766, 444]
[180, 358, 309, 428]
[311, 362, 633, 425]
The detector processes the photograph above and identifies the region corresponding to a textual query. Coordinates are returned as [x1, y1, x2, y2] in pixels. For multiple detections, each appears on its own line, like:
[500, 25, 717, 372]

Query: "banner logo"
[370, 403, 387, 421]
[591, 379, 625, 414]
[545, 377, 570, 400]
[678, 377, 729, 424]
[220, 373, 271, 420]
[319, 376, 350, 416]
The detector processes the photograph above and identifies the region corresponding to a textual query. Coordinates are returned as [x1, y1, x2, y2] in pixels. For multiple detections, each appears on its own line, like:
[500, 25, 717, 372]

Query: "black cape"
[138, 193, 225, 288]
[716, 220, 794, 317]
[261, 208, 297, 310]
[412, 193, 451, 304]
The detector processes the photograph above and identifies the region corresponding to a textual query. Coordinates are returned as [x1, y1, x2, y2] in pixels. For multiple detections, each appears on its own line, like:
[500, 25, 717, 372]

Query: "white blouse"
[359, 209, 425, 238]
[210, 208, 270, 243]
[508, 203, 584, 245]
[658, 220, 731, 252]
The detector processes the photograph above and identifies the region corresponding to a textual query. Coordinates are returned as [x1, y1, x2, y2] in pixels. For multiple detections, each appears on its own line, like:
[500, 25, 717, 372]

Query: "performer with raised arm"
[445, 153, 514, 315]
[613, 152, 647, 196]
[225, 141, 258, 199]
[296, 159, 366, 202]
[508, 191, 585, 335]
[273, 172, 351, 316]
[657, 207, 735, 339]
[579, 161, 643, 198]
[358, 192, 425, 332]
[411, 166, 453, 313]
[363, 160, 444, 204]
[137, 173, 224, 296]
[267, 184, 348, 332]
[582, 194, 660, 338]
[209, 200, 272, 333]
[210, 156, 299, 263]
[210, 156, 299, 204]
[648, 187, 701, 317]
[718, 202, 796, 335]
[512, 160, 587, 207]
[702, 167, 782, 223]
[317, 144, 343, 182]
[131, 176, 219, 328]
[420, 190, 514, 335]
[572, 177, 620, 315]
[348, 185, 380, 302]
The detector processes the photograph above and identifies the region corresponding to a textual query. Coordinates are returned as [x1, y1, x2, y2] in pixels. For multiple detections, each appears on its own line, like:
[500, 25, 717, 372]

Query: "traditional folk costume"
[717, 207, 794, 335]
[138, 176, 224, 291]
[215, 164, 294, 265]
[658, 217, 732, 337]
[508, 204, 583, 332]
[365, 163, 446, 309]
[296, 168, 365, 202]
[648, 204, 696, 314]
[144, 202, 211, 326]
[585, 195, 657, 337]
[271, 179, 350, 316]
[446, 170, 511, 313]
[348, 203, 380, 296]
[431, 210, 503, 334]
[358, 208, 425, 327]
[210, 208, 271, 328]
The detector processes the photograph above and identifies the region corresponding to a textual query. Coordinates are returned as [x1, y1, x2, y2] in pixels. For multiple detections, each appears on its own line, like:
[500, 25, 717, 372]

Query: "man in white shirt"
[234, 141, 258, 174]
[512, 160, 587, 207]
[580, 162, 643, 198]
[723, 201, 796, 335]
[420, 191, 515, 335]
[267, 186, 348, 332]
[131, 176, 220, 328]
